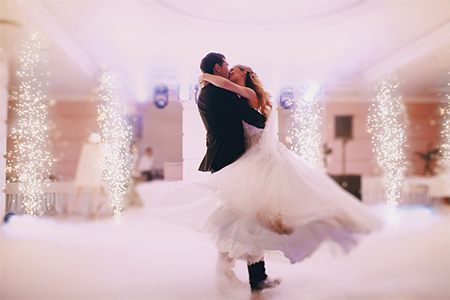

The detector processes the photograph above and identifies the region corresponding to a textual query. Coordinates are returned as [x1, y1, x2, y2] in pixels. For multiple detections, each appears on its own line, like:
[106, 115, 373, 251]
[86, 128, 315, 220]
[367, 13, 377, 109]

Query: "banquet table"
[3, 182, 106, 215]
[361, 175, 447, 205]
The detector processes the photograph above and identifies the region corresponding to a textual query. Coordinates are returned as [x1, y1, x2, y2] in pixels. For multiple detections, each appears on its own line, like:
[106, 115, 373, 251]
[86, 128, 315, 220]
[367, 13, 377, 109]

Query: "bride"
[197, 64, 383, 266]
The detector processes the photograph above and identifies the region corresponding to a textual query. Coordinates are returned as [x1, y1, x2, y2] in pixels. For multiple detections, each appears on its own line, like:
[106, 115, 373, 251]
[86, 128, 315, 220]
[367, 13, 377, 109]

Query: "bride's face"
[229, 66, 246, 84]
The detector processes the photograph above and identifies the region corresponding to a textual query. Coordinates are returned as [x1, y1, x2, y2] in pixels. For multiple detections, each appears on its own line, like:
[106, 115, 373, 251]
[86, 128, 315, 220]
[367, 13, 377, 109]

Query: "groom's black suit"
[198, 83, 266, 173]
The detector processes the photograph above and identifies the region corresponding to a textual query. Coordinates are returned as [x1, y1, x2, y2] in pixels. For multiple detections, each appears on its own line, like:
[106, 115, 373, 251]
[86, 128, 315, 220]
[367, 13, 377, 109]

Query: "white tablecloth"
[362, 176, 446, 205]
[3, 182, 107, 216]
[428, 173, 450, 197]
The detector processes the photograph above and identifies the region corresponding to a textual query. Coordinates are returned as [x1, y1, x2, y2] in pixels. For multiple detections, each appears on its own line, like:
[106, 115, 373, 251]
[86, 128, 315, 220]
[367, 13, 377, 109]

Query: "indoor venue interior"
[0, 1, 449, 299]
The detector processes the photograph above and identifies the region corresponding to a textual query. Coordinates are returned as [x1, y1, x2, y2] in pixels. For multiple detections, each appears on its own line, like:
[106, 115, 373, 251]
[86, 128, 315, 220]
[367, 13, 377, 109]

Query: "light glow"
[179, 84, 191, 102]
[289, 83, 324, 169]
[303, 82, 320, 103]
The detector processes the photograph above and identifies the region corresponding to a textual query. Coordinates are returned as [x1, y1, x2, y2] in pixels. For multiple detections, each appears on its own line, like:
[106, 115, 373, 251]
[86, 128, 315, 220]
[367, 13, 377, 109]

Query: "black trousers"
[248, 261, 267, 287]
[142, 171, 153, 181]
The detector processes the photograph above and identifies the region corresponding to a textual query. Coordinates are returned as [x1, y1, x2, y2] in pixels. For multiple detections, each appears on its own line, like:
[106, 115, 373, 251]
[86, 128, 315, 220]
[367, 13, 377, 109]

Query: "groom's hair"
[200, 52, 226, 74]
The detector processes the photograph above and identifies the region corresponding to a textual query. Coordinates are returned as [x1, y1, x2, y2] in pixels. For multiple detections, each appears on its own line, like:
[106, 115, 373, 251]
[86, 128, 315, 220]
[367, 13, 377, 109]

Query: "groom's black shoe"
[248, 261, 281, 292]
[250, 277, 282, 292]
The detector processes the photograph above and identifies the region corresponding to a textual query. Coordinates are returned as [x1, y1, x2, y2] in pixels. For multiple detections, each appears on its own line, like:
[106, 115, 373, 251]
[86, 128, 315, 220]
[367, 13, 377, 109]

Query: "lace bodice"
[243, 122, 263, 149]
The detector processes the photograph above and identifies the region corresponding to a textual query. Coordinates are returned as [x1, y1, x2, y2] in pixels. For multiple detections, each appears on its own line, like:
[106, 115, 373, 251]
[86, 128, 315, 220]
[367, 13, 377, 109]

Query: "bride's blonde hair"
[234, 64, 272, 119]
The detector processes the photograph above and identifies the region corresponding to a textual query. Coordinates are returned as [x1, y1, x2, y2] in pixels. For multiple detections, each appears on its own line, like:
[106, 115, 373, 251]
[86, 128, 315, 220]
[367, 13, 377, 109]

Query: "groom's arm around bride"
[197, 53, 266, 173]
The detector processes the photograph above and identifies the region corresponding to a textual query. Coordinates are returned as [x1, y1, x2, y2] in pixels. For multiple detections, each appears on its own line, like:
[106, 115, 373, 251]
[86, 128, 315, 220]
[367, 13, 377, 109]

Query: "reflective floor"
[1, 181, 449, 300]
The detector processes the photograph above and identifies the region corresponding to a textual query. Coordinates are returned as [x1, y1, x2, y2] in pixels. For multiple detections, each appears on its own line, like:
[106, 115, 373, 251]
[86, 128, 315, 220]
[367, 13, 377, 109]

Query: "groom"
[197, 52, 280, 291]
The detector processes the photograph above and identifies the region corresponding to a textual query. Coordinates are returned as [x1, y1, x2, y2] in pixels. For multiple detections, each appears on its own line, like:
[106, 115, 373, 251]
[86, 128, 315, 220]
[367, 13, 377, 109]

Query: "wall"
[7, 97, 183, 179]
[138, 94, 183, 171]
[277, 94, 442, 177]
[5, 84, 184, 181]
[404, 102, 441, 175]
[47, 100, 100, 179]
[6, 90, 441, 181]
[323, 101, 375, 176]
[6, 100, 100, 180]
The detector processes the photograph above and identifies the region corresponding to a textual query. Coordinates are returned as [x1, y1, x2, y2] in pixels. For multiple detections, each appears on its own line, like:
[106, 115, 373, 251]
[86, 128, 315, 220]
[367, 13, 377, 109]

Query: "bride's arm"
[199, 74, 258, 108]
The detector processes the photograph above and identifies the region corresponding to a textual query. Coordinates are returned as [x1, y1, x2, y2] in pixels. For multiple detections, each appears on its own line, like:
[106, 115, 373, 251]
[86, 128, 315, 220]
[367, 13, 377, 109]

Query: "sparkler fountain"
[289, 83, 324, 169]
[97, 71, 131, 219]
[367, 79, 407, 206]
[6, 30, 55, 217]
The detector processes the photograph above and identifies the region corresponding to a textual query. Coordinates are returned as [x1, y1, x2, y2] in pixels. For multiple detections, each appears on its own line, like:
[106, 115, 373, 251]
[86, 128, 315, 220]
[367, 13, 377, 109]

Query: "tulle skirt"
[160, 115, 383, 264]
[200, 134, 383, 263]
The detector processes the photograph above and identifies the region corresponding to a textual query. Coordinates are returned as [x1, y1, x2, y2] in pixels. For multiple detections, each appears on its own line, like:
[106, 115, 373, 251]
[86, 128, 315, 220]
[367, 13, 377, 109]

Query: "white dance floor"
[1, 181, 449, 300]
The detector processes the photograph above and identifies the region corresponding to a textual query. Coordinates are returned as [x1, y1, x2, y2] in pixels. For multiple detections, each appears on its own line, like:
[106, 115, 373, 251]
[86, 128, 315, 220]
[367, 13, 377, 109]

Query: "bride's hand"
[198, 74, 206, 84]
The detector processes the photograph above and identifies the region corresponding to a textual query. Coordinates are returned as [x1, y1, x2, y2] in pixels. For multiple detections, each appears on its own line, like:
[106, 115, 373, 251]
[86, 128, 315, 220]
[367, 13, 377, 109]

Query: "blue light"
[279, 87, 295, 109]
[154, 85, 169, 108]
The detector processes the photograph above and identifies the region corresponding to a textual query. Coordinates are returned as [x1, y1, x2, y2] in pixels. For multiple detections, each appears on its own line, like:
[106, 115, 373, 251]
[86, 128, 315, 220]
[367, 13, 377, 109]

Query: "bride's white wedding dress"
[201, 111, 382, 264]
[160, 110, 383, 264]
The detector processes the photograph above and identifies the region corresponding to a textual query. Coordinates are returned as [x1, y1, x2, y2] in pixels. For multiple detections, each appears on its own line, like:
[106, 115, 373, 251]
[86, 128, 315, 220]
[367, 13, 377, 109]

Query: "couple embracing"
[196, 52, 382, 292]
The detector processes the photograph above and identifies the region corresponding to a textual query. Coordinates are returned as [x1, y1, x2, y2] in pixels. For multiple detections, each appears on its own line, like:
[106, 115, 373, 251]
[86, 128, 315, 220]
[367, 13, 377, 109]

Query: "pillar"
[0, 54, 8, 221]
[182, 91, 210, 183]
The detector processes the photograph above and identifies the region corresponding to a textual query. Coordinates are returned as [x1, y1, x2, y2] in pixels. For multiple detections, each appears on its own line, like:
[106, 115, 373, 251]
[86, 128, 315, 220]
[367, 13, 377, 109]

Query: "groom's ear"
[213, 63, 220, 74]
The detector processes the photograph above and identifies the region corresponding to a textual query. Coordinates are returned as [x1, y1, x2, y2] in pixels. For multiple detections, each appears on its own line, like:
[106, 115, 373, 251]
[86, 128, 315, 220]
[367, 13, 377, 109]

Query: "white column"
[182, 94, 210, 183]
[0, 54, 8, 220]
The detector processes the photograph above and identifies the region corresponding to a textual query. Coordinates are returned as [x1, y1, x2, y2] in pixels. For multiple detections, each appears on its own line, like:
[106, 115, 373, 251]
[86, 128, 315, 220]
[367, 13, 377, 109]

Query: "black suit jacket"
[197, 84, 266, 172]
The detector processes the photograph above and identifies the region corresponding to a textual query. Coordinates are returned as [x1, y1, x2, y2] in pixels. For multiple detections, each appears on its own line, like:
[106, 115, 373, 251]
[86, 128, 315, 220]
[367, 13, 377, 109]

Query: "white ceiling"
[0, 0, 449, 101]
